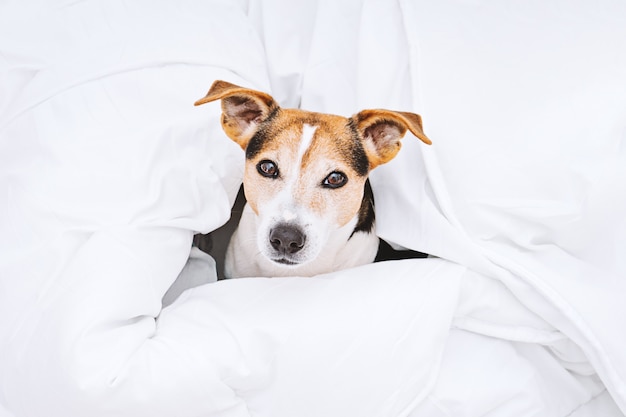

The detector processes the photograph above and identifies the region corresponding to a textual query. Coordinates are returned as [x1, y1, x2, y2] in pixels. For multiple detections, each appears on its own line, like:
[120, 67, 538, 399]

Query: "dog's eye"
[322, 171, 347, 189]
[257, 160, 279, 178]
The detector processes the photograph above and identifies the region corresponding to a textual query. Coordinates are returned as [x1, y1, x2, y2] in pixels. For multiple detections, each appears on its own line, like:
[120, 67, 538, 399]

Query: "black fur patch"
[351, 179, 375, 237]
[346, 118, 370, 177]
[245, 107, 280, 160]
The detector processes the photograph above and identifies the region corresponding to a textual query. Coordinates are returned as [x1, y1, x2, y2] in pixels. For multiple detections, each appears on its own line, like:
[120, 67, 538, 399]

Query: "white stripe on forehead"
[277, 123, 317, 223]
[298, 124, 318, 161]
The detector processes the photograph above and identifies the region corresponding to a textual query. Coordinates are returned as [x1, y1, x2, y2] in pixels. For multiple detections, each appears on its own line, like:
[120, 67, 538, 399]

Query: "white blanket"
[1, 1, 625, 416]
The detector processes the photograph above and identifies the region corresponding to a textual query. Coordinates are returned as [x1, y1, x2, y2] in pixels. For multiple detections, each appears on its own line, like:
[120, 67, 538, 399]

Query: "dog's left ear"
[195, 80, 278, 149]
[351, 109, 432, 169]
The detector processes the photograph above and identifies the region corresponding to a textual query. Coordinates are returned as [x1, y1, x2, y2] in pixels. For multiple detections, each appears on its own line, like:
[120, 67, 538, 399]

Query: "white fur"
[225, 205, 379, 278]
[282, 209, 297, 222]
[298, 124, 317, 161]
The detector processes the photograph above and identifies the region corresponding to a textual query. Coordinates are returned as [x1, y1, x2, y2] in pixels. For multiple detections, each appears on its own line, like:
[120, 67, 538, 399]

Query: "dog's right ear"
[195, 80, 278, 150]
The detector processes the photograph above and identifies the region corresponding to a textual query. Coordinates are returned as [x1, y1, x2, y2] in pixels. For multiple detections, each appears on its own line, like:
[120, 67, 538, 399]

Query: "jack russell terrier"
[195, 80, 431, 278]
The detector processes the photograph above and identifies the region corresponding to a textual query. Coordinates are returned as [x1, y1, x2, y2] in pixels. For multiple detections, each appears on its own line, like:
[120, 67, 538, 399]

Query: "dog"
[195, 80, 431, 278]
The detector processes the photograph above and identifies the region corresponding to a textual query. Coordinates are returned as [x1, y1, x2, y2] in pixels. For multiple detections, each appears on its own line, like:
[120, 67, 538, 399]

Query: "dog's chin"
[271, 257, 300, 266]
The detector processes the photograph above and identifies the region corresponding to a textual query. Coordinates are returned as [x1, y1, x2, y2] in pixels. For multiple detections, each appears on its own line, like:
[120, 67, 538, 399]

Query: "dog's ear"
[351, 109, 431, 169]
[195, 80, 278, 149]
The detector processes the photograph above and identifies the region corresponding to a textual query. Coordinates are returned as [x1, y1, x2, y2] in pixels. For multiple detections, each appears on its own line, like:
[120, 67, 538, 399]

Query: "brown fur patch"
[350, 109, 431, 169]
[243, 109, 370, 227]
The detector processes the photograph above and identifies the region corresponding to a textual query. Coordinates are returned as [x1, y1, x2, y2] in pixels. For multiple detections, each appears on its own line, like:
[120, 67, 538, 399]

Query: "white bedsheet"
[1, 1, 625, 416]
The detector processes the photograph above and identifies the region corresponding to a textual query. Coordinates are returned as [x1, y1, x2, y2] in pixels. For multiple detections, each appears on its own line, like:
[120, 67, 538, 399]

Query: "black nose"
[269, 225, 305, 254]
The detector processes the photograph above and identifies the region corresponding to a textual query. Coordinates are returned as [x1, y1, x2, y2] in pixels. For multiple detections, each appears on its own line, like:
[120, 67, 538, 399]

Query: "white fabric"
[1, 1, 625, 416]
[399, 2, 626, 413]
[162, 247, 217, 307]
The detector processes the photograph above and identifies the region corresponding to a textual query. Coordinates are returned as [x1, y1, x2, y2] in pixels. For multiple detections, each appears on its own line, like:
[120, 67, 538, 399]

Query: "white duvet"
[1, 1, 625, 416]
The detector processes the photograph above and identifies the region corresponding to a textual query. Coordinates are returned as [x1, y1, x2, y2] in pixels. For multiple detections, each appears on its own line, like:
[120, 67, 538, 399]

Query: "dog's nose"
[269, 225, 305, 254]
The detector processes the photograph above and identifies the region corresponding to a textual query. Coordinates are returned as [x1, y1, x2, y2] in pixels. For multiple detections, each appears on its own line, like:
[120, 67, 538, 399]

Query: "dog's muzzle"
[268, 224, 306, 264]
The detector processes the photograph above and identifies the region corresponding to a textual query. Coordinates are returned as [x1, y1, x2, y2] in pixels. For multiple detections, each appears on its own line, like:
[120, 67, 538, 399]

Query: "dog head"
[195, 80, 431, 268]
